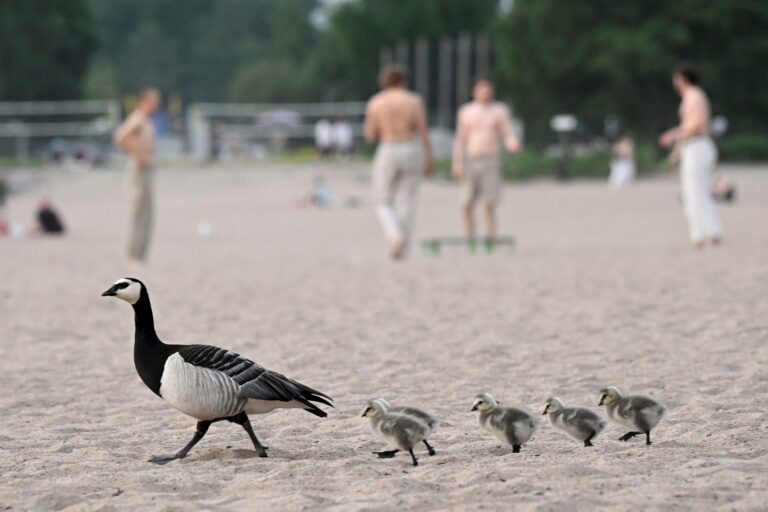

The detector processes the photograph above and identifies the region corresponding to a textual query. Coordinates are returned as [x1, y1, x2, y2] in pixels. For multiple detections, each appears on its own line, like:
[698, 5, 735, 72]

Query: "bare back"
[679, 86, 711, 138]
[365, 88, 426, 143]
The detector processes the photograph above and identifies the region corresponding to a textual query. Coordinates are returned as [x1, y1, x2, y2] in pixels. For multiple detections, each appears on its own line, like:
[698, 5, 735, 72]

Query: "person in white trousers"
[364, 65, 433, 260]
[659, 62, 722, 249]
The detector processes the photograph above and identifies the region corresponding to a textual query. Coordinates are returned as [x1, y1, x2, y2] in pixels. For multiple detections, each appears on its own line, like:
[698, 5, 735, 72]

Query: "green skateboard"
[421, 237, 515, 256]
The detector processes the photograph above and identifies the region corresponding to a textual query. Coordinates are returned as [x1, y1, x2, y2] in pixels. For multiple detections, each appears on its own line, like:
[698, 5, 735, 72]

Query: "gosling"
[372, 398, 437, 455]
[362, 400, 433, 466]
[543, 397, 607, 447]
[599, 386, 666, 445]
[471, 393, 538, 453]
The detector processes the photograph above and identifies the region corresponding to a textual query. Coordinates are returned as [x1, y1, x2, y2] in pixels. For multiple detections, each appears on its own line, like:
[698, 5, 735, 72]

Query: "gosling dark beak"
[598, 396, 605, 406]
[101, 285, 118, 297]
[470, 405, 478, 412]
[361, 407, 371, 417]
[542, 408, 548, 415]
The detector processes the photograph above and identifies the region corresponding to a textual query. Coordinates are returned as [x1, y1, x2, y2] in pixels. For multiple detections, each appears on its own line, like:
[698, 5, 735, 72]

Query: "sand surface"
[1, 162, 767, 511]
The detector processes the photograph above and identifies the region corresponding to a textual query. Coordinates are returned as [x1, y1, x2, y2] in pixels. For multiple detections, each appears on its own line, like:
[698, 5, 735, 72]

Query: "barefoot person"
[659, 63, 722, 249]
[365, 65, 433, 259]
[114, 88, 160, 266]
[452, 78, 520, 249]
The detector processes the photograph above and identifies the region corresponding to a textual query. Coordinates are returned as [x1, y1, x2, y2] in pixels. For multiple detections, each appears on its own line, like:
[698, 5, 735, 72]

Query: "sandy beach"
[1, 162, 767, 511]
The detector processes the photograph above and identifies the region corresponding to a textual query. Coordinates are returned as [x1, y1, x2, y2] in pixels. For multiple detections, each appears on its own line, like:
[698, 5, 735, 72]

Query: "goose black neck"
[132, 291, 159, 343]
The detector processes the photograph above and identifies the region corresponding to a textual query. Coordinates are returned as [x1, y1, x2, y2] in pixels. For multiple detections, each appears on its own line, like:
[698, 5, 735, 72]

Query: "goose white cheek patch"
[116, 281, 141, 304]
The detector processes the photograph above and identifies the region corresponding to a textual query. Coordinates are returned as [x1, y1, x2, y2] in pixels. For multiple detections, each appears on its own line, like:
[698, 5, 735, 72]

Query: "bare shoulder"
[686, 87, 709, 106]
[493, 102, 511, 116]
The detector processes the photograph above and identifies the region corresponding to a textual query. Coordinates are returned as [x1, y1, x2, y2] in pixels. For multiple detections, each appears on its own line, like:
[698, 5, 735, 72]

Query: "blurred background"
[0, 0, 766, 177]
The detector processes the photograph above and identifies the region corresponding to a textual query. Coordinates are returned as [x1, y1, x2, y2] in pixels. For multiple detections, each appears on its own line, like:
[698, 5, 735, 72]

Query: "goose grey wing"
[177, 345, 332, 412]
[391, 406, 436, 429]
[563, 408, 599, 426]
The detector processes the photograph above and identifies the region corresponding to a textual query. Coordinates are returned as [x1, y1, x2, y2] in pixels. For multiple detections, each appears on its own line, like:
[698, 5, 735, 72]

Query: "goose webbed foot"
[512, 445, 521, 453]
[584, 431, 596, 447]
[148, 453, 183, 465]
[374, 449, 400, 459]
[408, 449, 419, 466]
[619, 431, 642, 442]
[423, 440, 436, 456]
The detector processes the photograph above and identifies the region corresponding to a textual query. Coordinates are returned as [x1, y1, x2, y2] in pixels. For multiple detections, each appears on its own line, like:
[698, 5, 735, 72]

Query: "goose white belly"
[160, 353, 245, 420]
[244, 398, 305, 414]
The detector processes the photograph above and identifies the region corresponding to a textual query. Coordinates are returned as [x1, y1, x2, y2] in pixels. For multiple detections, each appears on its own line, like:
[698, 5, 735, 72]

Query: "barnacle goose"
[361, 400, 433, 466]
[472, 393, 538, 453]
[102, 277, 333, 464]
[599, 386, 666, 445]
[543, 397, 607, 447]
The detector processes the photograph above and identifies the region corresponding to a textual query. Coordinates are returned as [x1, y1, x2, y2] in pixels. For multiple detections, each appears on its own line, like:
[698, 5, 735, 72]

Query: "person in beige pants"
[659, 63, 722, 249]
[365, 65, 433, 260]
[114, 88, 160, 265]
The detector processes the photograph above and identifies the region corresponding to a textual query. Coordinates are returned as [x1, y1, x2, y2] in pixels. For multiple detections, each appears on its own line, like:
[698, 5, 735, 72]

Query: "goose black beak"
[470, 405, 478, 412]
[101, 285, 118, 297]
[598, 396, 605, 406]
[542, 408, 548, 415]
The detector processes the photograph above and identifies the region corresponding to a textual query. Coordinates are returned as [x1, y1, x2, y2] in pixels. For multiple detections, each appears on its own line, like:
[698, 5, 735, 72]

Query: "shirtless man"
[365, 65, 433, 259]
[659, 62, 722, 248]
[453, 78, 520, 247]
[114, 87, 160, 266]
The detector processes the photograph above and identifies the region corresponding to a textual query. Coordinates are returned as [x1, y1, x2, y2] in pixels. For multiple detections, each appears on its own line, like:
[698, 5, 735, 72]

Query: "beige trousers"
[372, 141, 424, 244]
[680, 137, 722, 243]
[127, 164, 154, 261]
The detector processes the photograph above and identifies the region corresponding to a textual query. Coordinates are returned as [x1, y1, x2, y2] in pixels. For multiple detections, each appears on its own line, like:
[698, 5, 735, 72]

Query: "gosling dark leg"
[409, 449, 419, 466]
[230, 412, 268, 457]
[512, 445, 521, 453]
[619, 431, 642, 442]
[149, 420, 211, 465]
[374, 449, 400, 459]
[423, 440, 436, 456]
[645, 431, 652, 445]
[584, 431, 596, 447]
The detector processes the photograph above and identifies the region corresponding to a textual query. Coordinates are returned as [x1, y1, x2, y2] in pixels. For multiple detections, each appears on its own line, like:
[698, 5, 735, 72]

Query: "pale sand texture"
[1, 163, 767, 511]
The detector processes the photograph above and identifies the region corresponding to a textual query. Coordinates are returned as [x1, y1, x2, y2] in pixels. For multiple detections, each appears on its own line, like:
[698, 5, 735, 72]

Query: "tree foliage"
[0, 0, 97, 100]
[495, 0, 768, 141]
[314, 0, 498, 99]
[88, 0, 318, 102]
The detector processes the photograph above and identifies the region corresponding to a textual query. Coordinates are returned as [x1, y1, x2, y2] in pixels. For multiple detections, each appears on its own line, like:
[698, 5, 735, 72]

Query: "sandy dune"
[1, 162, 767, 511]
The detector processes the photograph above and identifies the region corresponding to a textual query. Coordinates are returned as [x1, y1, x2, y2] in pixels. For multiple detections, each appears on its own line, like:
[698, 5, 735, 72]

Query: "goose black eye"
[115, 282, 129, 290]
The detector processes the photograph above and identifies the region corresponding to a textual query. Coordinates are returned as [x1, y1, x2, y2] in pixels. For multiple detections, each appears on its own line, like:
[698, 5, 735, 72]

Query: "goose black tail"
[294, 382, 333, 417]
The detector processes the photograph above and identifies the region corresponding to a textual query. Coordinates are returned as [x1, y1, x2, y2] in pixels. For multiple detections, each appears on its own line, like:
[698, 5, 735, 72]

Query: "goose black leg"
[229, 412, 268, 457]
[645, 431, 652, 445]
[512, 445, 521, 453]
[374, 449, 400, 459]
[584, 431, 596, 447]
[149, 420, 211, 465]
[408, 449, 419, 466]
[423, 440, 436, 456]
[619, 431, 642, 442]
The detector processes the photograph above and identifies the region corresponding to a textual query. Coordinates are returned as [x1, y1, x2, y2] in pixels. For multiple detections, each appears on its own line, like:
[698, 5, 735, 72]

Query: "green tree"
[495, 0, 768, 142]
[0, 0, 98, 100]
[315, 0, 498, 99]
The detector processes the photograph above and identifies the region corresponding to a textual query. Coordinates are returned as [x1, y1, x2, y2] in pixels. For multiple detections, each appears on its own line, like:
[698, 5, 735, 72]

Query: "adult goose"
[102, 277, 333, 464]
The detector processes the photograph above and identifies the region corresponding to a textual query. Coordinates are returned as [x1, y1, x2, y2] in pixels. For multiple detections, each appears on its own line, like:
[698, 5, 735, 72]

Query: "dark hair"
[378, 65, 408, 88]
[674, 62, 700, 85]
